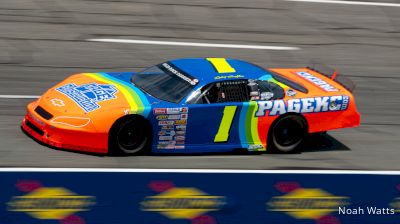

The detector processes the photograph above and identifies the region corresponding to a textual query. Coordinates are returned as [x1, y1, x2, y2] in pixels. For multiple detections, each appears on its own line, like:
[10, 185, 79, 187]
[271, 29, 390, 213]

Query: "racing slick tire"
[109, 115, 152, 156]
[269, 114, 307, 153]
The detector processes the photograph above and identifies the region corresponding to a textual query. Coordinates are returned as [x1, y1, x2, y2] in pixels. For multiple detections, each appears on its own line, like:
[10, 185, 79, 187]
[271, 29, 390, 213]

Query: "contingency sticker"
[154, 107, 189, 149]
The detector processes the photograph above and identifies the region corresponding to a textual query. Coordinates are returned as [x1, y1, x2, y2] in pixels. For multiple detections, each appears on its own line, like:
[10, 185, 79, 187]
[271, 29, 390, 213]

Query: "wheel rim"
[117, 120, 147, 153]
[273, 117, 304, 150]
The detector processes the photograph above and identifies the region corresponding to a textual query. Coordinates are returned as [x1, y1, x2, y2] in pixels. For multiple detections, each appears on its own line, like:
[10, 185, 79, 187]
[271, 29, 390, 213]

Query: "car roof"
[168, 58, 273, 84]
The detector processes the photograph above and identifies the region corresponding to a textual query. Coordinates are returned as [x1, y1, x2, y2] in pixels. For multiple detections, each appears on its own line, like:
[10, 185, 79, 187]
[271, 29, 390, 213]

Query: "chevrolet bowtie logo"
[50, 98, 65, 107]
[7, 187, 95, 219]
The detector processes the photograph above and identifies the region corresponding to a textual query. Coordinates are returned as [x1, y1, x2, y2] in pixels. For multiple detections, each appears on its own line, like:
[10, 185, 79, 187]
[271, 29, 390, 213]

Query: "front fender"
[89, 106, 152, 133]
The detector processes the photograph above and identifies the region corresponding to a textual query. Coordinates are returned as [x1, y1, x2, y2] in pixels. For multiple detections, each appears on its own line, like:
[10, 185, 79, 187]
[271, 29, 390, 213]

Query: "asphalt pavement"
[0, 0, 399, 169]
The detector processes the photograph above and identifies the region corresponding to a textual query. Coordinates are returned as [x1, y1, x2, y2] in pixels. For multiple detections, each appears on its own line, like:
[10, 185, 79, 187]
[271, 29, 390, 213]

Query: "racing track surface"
[0, 0, 399, 169]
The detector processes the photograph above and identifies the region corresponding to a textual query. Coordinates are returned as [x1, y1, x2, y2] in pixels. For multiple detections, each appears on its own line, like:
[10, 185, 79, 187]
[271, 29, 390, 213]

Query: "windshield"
[131, 63, 198, 103]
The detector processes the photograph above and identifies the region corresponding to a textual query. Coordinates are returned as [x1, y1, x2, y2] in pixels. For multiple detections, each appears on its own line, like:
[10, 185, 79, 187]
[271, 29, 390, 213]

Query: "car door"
[183, 80, 251, 151]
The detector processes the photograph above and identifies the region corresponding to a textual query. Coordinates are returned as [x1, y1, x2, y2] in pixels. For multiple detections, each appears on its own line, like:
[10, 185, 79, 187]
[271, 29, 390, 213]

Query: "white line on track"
[0, 95, 39, 99]
[87, 38, 300, 51]
[0, 168, 400, 175]
[286, 0, 400, 7]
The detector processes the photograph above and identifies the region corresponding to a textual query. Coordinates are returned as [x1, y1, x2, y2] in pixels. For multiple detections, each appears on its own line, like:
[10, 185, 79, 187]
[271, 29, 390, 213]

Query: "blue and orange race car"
[22, 58, 360, 155]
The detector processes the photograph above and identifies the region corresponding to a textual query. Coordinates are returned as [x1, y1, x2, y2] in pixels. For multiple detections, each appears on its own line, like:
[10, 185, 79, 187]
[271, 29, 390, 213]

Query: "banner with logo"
[0, 171, 399, 223]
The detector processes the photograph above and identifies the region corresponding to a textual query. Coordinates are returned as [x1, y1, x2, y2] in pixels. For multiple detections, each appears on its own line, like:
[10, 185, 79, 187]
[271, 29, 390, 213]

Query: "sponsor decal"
[159, 136, 173, 141]
[268, 182, 349, 221]
[161, 125, 175, 130]
[180, 107, 188, 113]
[157, 142, 182, 149]
[159, 121, 175, 126]
[141, 183, 226, 219]
[167, 107, 188, 114]
[50, 98, 65, 107]
[56, 83, 117, 112]
[176, 140, 185, 145]
[158, 141, 176, 145]
[157, 144, 175, 149]
[156, 115, 169, 120]
[248, 144, 263, 150]
[157, 114, 183, 120]
[175, 135, 185, 141]
[158, 130, 176, 136]
[168, 114, 181, 120]
[176, 130, 186, 135]
[166, 108, 181, 114]
[155, 107, 188, 150]
[157, 144, 186, 149]
[215, 74, 244, 80]
[286, 89, 297, 97]
[159, 63, 199, 86]
[175, 120, 187, 125]
[256, 95, 350, 116]
[7, 180, 95, 220]
[260, 92, 274, 101]
[176, 125, 187, 130]
[295, 71, 339, 92]
[154, 108, 167, 114]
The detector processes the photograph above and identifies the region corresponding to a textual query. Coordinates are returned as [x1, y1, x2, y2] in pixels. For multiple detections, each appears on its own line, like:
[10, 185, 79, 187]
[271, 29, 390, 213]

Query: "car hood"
[35, 72, 153, 119]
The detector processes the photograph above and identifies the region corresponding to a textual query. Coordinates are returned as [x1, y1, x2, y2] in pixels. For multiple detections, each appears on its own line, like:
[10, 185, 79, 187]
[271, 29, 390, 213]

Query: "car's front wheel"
[269, 114, 307, 153]
[109, 116, 151, 156]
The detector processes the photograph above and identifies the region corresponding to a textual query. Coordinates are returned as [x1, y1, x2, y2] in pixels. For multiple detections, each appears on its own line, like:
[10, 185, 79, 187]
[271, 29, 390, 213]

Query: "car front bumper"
[21, 105, 108, 154]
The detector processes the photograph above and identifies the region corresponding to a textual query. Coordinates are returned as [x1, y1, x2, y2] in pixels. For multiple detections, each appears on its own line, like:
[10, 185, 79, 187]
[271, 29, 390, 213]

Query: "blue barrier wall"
[0, 170, 399, 224]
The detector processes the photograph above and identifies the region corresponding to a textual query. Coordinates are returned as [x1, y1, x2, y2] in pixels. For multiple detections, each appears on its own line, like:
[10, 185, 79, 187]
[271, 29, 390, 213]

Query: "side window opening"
[256, 80, 285, 100]
[187, 79, 285, 104]
[211, 80, 249, 103]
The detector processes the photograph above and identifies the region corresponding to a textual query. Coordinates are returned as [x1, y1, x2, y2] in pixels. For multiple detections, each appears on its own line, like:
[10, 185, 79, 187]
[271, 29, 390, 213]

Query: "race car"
[22, 58, 360, 155]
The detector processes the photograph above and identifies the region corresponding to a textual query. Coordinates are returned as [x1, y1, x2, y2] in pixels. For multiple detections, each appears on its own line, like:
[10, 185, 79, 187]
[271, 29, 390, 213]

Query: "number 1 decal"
[214, 106, 237, 142]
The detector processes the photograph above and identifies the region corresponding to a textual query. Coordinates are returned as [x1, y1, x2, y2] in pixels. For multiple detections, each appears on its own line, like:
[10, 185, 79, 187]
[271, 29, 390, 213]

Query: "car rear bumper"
[306, 109, 361, 134]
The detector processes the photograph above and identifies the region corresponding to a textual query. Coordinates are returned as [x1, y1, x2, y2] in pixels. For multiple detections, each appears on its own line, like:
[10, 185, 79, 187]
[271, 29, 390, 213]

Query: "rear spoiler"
[306, 65, 356, 93]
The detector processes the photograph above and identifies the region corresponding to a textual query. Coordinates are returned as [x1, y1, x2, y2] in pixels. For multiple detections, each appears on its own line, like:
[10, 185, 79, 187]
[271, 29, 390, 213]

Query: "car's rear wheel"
[109, 116, 151, 156]
[269, 114, 307, 153]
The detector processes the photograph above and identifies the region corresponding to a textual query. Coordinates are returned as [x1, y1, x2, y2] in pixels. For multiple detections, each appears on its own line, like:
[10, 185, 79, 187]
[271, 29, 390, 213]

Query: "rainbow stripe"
[270, 78, 289, 89]
[239, 102, 265, 151]
[84, 73, 150, 117]
[260, 75, 289, 89]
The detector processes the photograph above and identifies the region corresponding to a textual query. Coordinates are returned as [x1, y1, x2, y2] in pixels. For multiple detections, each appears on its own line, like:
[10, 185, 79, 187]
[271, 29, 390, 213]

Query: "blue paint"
[1, 171, 399, 224]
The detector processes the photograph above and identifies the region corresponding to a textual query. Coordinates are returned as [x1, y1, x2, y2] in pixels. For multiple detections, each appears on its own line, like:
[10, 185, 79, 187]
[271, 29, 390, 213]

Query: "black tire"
[109, 116, 151, 156]
[269, 115, 307, 153]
